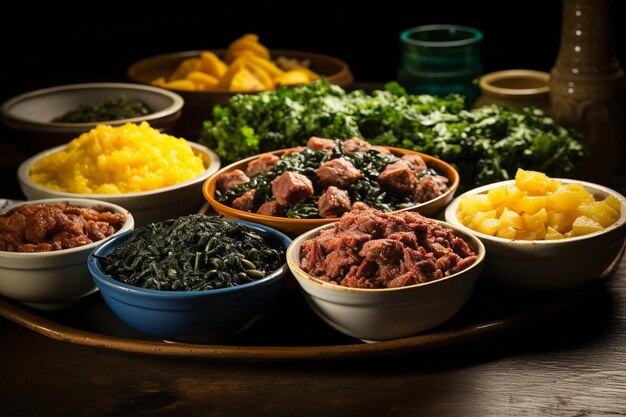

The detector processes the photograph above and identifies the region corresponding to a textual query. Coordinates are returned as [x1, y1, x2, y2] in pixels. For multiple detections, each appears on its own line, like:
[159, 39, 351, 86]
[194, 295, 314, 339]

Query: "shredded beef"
[299, 207, 477, 289]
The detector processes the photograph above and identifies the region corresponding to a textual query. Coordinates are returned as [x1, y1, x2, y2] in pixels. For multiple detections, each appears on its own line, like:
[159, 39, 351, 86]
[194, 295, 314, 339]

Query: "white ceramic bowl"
[286, 220, 485, 342]
[0, 198, 134, 310]
[17, 142, 220, 226]
[1, 82, 184, 152]
[444, 179, 626, 291]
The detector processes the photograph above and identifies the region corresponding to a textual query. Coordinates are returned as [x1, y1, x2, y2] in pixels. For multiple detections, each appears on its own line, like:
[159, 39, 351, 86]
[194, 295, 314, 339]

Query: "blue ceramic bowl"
[88, 219, 291, 342]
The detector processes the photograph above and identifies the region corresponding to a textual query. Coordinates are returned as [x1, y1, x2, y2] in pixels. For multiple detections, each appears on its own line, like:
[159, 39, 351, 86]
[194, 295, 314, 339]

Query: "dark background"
[0, 1, 624, 194]
[1, 2, 623, 102]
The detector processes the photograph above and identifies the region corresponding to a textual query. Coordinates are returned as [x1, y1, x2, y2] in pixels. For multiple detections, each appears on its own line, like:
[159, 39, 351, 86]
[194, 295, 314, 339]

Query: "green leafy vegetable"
[53, 95, 150, 123]
[201, 79, 584, 188]
[218, 144, 423, 218]
[99, 215, 284, 291]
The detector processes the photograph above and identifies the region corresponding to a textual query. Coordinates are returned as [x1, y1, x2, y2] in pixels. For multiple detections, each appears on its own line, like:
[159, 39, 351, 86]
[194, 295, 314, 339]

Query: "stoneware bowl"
[1, 83, 184, 152]
[474, 69, 551, 113]
[88, 219, 291, 342]
[286, 220, 485, 341]
[203, 146, 459, 237]
[444, 179, 626, 291]
[17, 142, 220, 227]
[128, 49, 353, 139]
[0, 198, 134, 310]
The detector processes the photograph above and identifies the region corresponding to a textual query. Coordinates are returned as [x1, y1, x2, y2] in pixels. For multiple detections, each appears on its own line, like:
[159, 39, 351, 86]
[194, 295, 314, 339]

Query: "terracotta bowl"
[203, 146, 459, 237]
[127, 49, 353, 139]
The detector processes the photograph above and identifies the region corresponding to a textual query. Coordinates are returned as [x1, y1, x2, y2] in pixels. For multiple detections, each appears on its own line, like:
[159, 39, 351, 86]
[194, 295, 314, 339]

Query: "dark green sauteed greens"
[201, 79, 585, 189]
[218, 143, 443, 219]
[98, 215, 285, 291]
[53, 96, 150, 123]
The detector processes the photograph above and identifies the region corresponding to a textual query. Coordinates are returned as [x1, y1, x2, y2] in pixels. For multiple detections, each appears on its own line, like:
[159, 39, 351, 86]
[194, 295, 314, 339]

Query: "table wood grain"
[1, 258, 625, 417]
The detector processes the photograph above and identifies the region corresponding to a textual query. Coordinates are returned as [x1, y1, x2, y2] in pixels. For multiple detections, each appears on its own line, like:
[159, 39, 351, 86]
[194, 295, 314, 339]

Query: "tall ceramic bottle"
[549, 0, 624, 184]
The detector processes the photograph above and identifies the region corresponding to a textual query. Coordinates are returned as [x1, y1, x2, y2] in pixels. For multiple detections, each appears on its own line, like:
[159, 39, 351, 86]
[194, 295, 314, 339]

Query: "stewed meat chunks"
[377, 160, 416, 195]
[245, 153, 279, 177]
[318, 186, 351, 218]
[271, 172, 314, 206]
[215, 137, 450, 219]
[216, 169, 250, 193]
[315, 158, 363, 188]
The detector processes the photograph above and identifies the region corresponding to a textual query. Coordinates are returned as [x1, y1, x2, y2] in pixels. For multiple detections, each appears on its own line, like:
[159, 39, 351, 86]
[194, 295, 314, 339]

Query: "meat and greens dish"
[215, 137, 449, 219]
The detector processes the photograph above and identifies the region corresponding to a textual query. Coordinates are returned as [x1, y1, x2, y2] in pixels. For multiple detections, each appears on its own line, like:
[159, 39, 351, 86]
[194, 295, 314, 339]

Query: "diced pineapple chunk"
[498, 208, 524, 229]
[572, 215, 603, 236]
[545, 226, 565, 240]
[603, 195, 621, 212]
[578, 201, 619, 228]
[458, 194, 492, 215]
[514, 196, 546, 214]
[477, 218, 500, 235]
[496, 226, 517, 239]
[546, 190, 587, 211]
[468, 210, 497, 230]
[515, 168, 550, 195]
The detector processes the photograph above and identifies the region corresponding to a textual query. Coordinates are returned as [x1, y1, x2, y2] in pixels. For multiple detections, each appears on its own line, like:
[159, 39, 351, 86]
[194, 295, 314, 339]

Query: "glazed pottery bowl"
[203, 146, 459, 237]
[444, 179, 626, 290]
[0, 198, 134, 310]
[474, 69, 550, 113]
[88, 219, 291, 342]
[17, 142, 220, 227]
[286, 219, 485, 341]
[1, 83, 184, 152]
[128, 49, 353, 138]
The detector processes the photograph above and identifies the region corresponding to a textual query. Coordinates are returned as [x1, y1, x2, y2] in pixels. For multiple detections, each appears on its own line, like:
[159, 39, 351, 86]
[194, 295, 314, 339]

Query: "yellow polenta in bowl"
[18, 122, 220, 226]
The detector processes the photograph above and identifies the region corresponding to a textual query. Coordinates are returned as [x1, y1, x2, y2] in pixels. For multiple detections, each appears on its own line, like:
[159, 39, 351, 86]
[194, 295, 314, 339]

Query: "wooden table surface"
[2, 118, 626, 417]
[0, 257, 624, 416]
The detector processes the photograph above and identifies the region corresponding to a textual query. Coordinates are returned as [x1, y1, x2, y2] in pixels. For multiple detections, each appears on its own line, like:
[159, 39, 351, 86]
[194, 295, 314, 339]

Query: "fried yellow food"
[152, 34, 319, 92]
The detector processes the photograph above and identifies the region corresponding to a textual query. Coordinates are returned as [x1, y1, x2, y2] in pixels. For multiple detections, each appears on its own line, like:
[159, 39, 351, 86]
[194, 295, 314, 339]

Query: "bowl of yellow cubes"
[444, 169, 626, 290]
[127, 34, 353, 139]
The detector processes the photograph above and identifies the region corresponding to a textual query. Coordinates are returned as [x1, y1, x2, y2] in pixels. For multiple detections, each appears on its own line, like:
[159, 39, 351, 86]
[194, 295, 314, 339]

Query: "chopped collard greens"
[53, 96, 150, 123]
[99, 215, 284, 291]
[201, 79, 585, 189]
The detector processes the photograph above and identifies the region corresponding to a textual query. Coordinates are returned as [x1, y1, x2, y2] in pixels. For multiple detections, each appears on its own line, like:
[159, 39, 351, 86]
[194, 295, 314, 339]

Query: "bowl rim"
[88, 219, 291, 298]
[0, 197, 134, 258]
[444, 178, 626, 245]
[18, 141, 221, 199]
[203, 146, 460, 224]
[1, 82, 184, 128]
[286, 218, 485, 294]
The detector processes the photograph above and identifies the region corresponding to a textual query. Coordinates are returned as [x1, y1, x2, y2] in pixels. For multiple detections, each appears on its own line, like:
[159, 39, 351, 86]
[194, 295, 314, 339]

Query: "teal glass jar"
[398, 25, 484, 106]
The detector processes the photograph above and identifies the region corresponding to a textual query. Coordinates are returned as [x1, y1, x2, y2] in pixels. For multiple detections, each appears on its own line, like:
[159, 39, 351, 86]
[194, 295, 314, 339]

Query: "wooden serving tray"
[1, 247, 622, 362]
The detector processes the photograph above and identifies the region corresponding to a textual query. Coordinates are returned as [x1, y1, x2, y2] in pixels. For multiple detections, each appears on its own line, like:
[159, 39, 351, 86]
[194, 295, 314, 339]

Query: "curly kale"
[201, 79, 584, 188]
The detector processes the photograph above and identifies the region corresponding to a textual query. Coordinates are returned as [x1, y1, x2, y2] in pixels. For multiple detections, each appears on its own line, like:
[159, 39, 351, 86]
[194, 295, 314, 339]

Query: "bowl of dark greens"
[88, 215, 291, 342]
[203, 137, 460, 236]
[1, 82, 184, 153]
